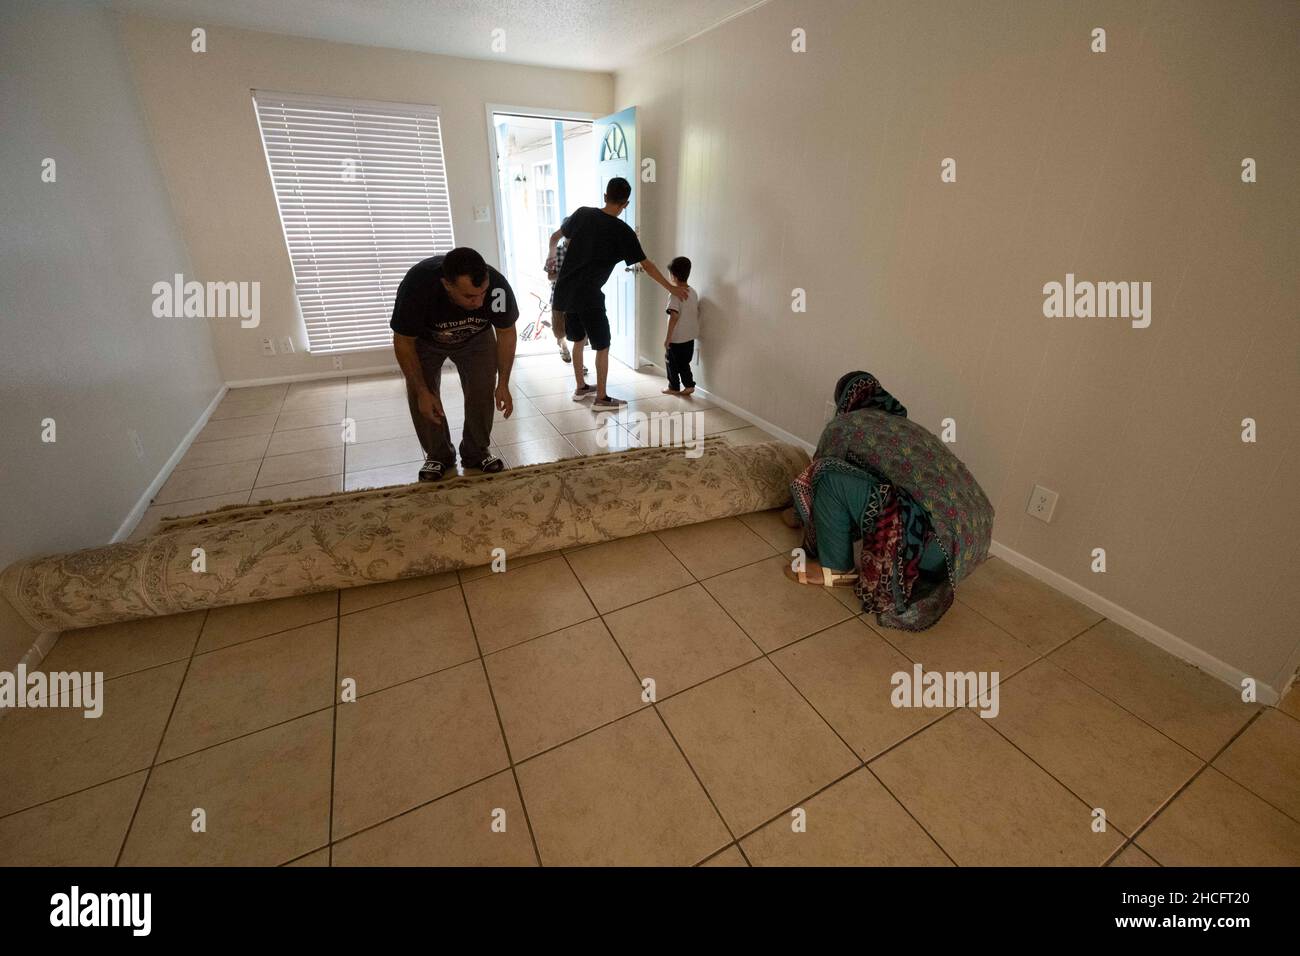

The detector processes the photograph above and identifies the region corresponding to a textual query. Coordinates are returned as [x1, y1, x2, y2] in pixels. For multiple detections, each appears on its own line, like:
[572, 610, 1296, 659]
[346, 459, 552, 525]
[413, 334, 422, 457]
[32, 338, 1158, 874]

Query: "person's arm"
[664, 301, 680, 349]
[547, 226, 564, 256]
[494, 325, 516, 418]
[641, 259, 688, 300]
[490, 272, 520, 418]
[545, 215, 573, 272]
[545, 227, 564, 272]
[393, 333, 443, 423]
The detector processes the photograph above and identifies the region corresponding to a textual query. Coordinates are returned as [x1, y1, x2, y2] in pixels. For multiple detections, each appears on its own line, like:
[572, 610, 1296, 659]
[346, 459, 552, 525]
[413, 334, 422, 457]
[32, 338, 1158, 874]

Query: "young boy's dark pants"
[665, 340, 696, 391]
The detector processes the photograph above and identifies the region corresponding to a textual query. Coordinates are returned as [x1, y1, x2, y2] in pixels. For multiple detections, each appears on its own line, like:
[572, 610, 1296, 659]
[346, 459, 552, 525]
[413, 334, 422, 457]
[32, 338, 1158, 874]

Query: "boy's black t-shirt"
[552, 206, 646, 312]
[390, 254, 519, 349]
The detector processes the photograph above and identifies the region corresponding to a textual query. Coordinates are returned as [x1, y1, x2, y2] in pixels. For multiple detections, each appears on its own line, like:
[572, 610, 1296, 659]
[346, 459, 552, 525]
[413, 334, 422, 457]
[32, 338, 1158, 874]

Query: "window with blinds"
[252, 90, 455, 354]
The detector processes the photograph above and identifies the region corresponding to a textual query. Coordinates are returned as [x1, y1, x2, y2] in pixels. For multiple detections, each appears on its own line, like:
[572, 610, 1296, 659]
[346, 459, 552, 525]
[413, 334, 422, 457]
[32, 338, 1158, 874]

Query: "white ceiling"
[108, 0, 767, 72]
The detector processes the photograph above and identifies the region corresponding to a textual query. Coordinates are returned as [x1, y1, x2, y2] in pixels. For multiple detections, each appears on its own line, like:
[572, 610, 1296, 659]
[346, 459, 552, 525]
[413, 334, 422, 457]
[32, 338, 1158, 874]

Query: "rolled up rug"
[0, 439, 808, 634]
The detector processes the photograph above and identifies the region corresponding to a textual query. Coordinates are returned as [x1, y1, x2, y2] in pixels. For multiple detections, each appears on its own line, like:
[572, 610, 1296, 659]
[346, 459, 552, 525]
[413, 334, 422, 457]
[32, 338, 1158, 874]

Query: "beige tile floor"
[130, 354, 756, 539]
[3, 519, 1297, 865]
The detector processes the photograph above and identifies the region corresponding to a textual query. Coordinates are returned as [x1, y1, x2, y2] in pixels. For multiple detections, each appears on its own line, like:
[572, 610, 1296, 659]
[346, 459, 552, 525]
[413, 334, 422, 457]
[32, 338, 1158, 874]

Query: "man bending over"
[390, 247, 517, 481]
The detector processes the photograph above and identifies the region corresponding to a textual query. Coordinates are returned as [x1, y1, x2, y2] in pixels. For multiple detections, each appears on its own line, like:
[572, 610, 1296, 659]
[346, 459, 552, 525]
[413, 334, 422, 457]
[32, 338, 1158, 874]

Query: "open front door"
[594, 106, 637, 369]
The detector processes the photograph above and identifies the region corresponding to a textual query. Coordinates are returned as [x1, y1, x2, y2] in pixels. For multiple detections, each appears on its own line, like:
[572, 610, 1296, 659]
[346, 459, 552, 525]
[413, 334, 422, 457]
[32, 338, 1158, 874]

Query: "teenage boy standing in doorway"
[546, 177, 685, 408]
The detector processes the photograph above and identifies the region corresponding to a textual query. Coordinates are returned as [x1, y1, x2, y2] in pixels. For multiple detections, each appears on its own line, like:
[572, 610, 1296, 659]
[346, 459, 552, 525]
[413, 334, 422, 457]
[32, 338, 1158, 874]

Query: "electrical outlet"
[127, 428, 145, 460]
[261, 337, 276, 356]
[473, 204, 491, 223]
[332, 356, 343, 371]
[1027, 485, 1059, 523]
[824, 401, 837, 422]
[279, 336, 294, 354]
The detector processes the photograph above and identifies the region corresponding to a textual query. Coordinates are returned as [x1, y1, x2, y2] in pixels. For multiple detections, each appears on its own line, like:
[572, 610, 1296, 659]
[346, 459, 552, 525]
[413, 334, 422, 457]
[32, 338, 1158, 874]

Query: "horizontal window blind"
[252, 90, 455, 353]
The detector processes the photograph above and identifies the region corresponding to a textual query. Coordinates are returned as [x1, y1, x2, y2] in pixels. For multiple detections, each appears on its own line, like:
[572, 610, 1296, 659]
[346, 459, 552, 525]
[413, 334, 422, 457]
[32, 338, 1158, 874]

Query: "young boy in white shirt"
[662, 256, 699, 395]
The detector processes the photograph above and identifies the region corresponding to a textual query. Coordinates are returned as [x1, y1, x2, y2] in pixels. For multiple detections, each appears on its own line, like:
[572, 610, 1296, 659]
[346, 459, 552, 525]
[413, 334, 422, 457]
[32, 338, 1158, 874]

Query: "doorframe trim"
[589, 105, 639, 369]
[483, 104, 598, 276]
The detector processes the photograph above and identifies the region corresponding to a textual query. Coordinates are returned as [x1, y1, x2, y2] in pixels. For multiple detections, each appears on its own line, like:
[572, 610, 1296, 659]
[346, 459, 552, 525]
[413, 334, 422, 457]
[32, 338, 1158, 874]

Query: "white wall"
[616, 0, 1300, 690]
[117, 14, 614, 384]
[0, 0, 224, 647]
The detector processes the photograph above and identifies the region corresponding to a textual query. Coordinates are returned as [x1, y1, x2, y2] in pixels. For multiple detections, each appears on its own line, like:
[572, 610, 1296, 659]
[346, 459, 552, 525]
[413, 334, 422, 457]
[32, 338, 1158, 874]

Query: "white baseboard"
[0, 630, 61, 723]
[22, 385, 228, 671]
[225, 362, 399, 388]
[18, 630, 59, 670]
[991, 543, 1280, 705]
[654, 366, 1284, 706]
[110, 363, 401, 541]
[111, 385, 227, 544]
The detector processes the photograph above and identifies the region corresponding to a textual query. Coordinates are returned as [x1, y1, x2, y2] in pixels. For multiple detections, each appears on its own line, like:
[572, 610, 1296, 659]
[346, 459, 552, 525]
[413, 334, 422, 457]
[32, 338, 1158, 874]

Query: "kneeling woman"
[783, 371, 994, 630]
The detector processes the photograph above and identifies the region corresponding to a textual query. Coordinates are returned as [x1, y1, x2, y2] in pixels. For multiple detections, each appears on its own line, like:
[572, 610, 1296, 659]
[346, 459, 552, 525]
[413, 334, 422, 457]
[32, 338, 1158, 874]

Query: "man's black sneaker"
[592, 393, 627, 409]
[418, 457, 447, 482]
[476, 455, 506, 474]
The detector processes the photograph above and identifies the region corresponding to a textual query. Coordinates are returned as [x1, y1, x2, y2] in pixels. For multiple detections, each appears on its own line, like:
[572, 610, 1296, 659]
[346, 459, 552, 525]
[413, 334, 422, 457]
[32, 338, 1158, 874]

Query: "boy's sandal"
[783, 564, 857, 588]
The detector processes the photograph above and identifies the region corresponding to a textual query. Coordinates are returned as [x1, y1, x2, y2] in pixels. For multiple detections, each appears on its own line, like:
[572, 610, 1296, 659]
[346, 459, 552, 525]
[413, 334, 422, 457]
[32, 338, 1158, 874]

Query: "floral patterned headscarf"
[832, 371, 908, 419]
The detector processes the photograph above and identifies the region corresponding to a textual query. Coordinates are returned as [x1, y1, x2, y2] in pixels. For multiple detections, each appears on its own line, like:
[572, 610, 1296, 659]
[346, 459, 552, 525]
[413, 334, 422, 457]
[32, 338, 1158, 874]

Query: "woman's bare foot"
[780, 507, 801, 529]
[682, 386, 695, 395]
[662, 387, 682, 395]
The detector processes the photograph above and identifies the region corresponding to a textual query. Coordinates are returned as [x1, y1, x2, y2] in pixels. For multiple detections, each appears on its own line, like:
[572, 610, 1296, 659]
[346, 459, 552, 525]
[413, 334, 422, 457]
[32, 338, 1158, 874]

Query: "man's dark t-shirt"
[390, 254, 519, 349]
[551, 206, 646, 312]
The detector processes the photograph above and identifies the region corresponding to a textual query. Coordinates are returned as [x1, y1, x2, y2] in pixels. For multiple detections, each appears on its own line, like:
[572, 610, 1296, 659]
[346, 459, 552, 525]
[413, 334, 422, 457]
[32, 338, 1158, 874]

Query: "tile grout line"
[695, 843, 746, 867]
[459, 544, 796, 664]
[326, 589, 341, 866]
[640, 524, 961, 862]
[859, 763, 961, 867]
[559, 548, 743, 863]
[640, 528, 1186, 864]
[1104, 708, 1288, 865]
[111, 608, 209, 867]
[867, 600, 1274, 841]
[714, 591, 966, 864]
[855, 617, 1195, 863]
[243, 390, 290, 498]
[453, 580, 545, 868]
[402, 602, 873, 783]
[1032, 618, 1267, 777]
[649, 533, 896, 859]
[186, 609, 338, 661]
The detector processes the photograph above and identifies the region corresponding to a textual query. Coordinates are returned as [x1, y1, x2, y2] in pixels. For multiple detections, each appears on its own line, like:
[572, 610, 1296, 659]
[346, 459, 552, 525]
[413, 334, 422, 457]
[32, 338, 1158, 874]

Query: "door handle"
[624, 263, 644, 273]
